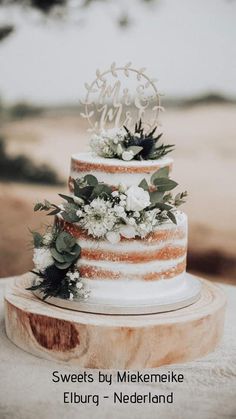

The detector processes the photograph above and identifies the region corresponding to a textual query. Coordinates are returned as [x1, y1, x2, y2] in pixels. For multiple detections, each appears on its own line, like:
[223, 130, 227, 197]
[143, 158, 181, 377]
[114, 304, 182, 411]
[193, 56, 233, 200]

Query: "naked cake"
[28, 64, 201, 314]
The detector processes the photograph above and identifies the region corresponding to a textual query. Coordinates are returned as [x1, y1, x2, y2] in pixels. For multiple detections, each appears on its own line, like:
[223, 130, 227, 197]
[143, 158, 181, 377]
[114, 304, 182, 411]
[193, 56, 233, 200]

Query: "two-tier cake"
[29, 121, 201, 314]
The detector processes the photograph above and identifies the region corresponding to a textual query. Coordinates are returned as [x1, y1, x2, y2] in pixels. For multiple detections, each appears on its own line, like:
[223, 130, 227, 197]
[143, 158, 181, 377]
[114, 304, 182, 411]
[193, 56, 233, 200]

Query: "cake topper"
[80, 62, 164, 132]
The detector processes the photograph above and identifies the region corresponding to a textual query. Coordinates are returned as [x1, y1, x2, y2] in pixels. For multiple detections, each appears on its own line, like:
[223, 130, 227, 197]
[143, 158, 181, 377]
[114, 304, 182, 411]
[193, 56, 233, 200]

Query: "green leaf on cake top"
[90, 119, 174, 161]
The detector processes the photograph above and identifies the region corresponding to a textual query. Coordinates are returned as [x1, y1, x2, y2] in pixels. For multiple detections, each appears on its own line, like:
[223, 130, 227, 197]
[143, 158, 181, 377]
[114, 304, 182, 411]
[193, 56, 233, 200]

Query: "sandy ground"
[1, 104, 236, 280]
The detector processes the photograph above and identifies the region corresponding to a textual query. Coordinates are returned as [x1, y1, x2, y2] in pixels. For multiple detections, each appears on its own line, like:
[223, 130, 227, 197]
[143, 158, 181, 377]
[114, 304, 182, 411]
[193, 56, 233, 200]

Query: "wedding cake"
[29, 64, 201, 314]
[5, 64, 225, 369]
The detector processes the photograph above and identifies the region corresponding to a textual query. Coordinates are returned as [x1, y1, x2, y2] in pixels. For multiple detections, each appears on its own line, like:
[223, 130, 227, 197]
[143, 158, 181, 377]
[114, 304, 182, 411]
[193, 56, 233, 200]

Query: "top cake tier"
[69, 152, 173, 189]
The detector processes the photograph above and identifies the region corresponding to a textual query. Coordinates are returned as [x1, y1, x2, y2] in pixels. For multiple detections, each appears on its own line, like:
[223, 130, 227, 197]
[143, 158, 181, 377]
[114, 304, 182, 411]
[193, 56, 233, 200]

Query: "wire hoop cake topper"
[80, 62, 164, 133]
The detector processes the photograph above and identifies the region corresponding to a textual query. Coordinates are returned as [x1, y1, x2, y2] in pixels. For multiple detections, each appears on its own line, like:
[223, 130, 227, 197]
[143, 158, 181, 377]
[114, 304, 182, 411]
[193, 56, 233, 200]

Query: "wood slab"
[4, 273, 226, 369]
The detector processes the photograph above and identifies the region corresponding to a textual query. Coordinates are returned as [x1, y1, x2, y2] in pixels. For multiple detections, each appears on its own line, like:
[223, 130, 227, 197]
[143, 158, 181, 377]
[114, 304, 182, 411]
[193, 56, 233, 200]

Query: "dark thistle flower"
[123, 119, 174, 160]
[27, 264, 71, 300]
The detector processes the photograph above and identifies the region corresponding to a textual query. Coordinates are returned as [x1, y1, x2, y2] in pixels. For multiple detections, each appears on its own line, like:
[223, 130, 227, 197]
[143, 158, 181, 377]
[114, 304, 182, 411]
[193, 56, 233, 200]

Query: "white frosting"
[70, 152, 173, 187]
[78, 237, 187, 252]
[83, 274, 190, 305]
[71, 152, 173, 168]
[71, 170, 153, 187]
[78, 255, 186, 278]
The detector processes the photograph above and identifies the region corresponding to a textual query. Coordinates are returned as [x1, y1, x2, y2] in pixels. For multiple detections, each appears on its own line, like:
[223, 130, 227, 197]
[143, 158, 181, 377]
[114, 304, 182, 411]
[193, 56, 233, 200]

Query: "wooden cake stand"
[4, 273, 226, 369]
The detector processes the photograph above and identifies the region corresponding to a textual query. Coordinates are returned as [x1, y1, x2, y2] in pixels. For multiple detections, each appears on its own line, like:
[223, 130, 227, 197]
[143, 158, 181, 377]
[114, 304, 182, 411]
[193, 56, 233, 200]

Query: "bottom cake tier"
[33, 272, 201, 314]
[48, 211, 199, 314]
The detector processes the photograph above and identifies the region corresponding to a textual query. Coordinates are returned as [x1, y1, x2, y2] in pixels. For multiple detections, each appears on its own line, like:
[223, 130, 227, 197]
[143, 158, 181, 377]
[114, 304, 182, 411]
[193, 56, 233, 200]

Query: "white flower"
[118, 183, 127, 193]
[116, 144, 123, 156]
[119, 200, 126, 207]
[33, 248, 54, 272]
[76, 209, 83, 217]
[126, 186, 151, 212]
[73, 196, 84, 205]
[69, 293, 74, 300]
[113, 205, 126, 217]
[127, 217, 136, 226]
[79, 198, 116, 238]
[111, 190, 119, 198]
[67, 270, 80, 281]
[106, 231, 121, 244]
[135, 209, 159, 238]
[90, 128, 124, 158]
[119, 225, 136, 239]
[122, 150, 134, 161]
[76, 282, 83, 290]
[103, 146, 110, 154]
[42, 232, 53, 246]
[120, 194, 126, 201]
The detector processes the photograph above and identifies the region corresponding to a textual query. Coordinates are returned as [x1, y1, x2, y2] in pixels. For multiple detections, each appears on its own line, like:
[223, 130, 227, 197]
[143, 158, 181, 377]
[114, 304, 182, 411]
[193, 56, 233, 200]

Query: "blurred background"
[0, 0, 235, 283]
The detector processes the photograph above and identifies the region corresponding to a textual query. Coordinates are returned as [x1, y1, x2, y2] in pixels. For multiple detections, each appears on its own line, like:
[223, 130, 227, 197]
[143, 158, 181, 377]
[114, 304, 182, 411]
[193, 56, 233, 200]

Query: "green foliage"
[149, 191, 164, 205]
[152, 177, 178, 192]
[174, 191, 188, 206]
[29, 224, 82, 300]
[31, 231, 43, 248]
[166, 211, 177, 224]
[52, 230, 81, 270]
[34, 168, 187, 230]
[73, 176, 112, 202]
[138, 178, 149, 191]
[150, 167, 178, 191]
[150, 166, 169, 183]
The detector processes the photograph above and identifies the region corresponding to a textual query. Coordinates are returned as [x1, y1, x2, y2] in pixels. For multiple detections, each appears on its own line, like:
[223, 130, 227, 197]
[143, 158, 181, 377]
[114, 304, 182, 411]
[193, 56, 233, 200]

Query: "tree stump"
[5, 273, 226, 369]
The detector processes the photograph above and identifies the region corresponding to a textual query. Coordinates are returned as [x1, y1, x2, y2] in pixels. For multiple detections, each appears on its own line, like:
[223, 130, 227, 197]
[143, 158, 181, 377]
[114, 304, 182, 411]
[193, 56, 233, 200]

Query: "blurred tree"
[0, 0, 158, 41]
[0, 24, 14, 41]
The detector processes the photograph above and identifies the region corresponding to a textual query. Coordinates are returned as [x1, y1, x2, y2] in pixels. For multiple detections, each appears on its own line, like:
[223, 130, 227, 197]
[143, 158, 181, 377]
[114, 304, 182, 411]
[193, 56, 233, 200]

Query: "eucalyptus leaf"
[155, 202, 173, 211]
[62, 253, 78, 263]
[54, 260, 72, 270]
[73, 178, 80, 194]
[153, 177, 178, 192]
[74, 185, 94, 200]
[58, 194, 75, 204]
[61, 211, 79, 223]
[44, 199, 52, 209]
[34, 203, 42, 212]
[70, 243, 81, 256]
[47, 208, 61, 216]
[90, 184, 112, 199]
[32, 231, 43, 248]
[63, 243, 81, 256]
[139, 178, 149, 191]
[83, 174, 98, 187]
[55, 231, 76, 252]
[151, 167, 169, 184]
[149, 191, 164, 205]
[50, 248, 66, 263]
[167, 211, 177, 224]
